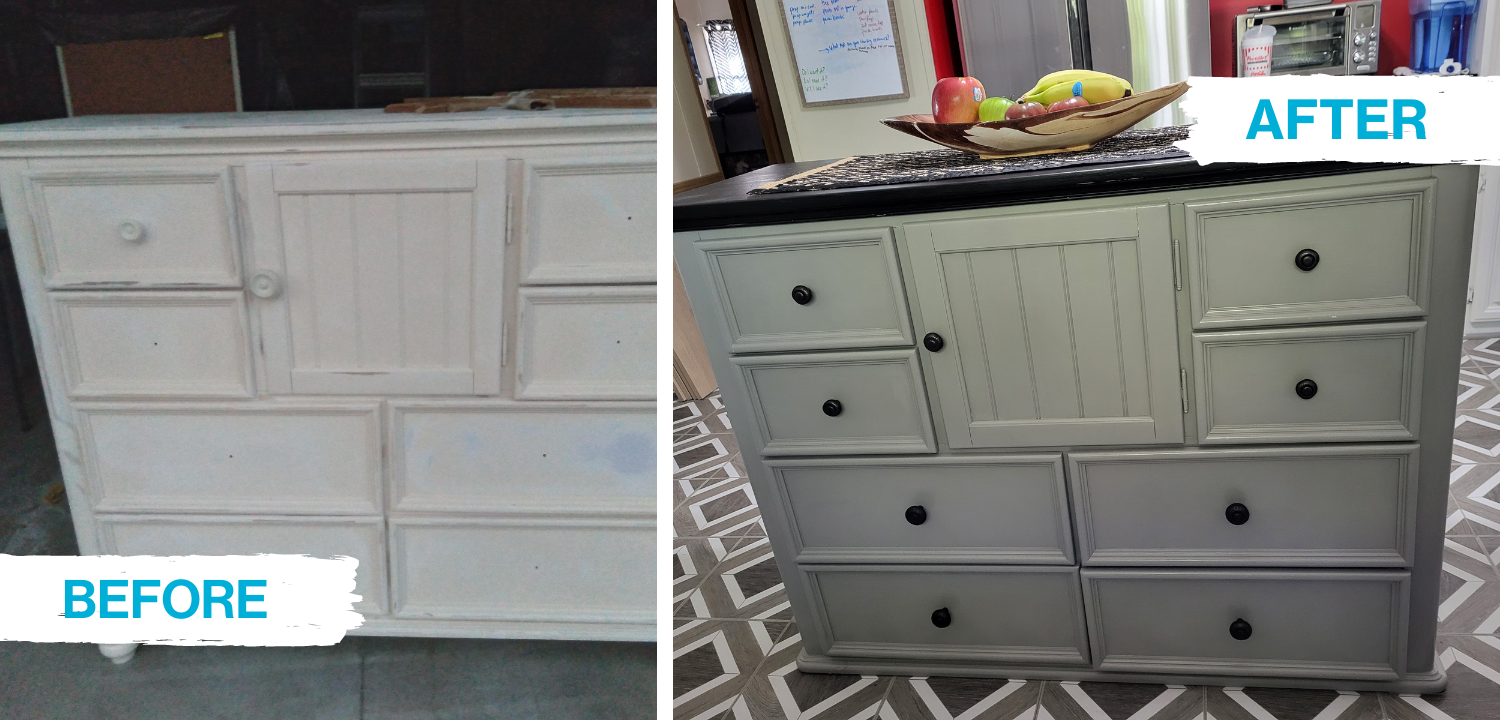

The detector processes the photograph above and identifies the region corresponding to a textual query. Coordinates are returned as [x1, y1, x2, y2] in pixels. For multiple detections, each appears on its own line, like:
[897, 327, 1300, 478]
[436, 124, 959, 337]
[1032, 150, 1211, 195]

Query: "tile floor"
[672, 338, 1500, 720]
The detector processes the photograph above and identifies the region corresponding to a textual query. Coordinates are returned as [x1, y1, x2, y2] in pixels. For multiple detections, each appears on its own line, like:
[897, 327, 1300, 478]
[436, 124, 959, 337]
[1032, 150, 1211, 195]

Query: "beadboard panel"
[1070, 445, 1419, 567]
[50, 291, 253, 399]
[697, 228, 914, 353]
[97, 514, 387, 615]
[515, 286, 655, 400]
[389, 401, 653, 515]
[246, 159, 505, 396]
[389, 517, 654, 625]
[1082, 569, 1409, 680]
[766, 455, 1073, 565]
[1193, 322, 1425, 444]
[23, 167, 242, 288]
[905, 204, 1183, 448]
[75, 402, 382, 515]
[1184, 179, 1435, 329]
[517, 157, 655, 284]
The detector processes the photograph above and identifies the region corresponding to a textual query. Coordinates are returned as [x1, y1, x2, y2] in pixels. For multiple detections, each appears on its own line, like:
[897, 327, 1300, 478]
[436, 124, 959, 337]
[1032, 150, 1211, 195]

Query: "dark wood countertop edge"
[673, 159, 1409, 232]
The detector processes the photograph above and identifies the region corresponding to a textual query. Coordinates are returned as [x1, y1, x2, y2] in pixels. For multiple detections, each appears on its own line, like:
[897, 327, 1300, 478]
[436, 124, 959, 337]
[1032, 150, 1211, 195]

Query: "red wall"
[1209, 0, 1410, 77]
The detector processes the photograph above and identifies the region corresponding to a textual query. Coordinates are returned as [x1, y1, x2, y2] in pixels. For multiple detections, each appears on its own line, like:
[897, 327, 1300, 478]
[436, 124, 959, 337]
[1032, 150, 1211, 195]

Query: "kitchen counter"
[674, 156, 1395, 231]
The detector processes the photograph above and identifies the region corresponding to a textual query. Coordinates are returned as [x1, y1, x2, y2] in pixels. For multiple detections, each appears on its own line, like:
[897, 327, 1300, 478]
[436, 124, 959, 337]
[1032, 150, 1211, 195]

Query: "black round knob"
[822, 399, 843, 417]
[791, 285, 814, 305]
[1230, 618, 1253, 640]
[931, 607, 952, 628]
[905, 505, 927, 525]
[1294, 249, 1320, 272]
[1225, 503, 1250, 526]
[1295, 379, 1318, 399]
[923, 333, 945, 352]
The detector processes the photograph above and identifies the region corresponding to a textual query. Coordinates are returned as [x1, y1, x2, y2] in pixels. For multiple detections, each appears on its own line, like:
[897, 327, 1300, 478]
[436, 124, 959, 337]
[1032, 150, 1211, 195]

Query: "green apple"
[978, 97, 1015, 122]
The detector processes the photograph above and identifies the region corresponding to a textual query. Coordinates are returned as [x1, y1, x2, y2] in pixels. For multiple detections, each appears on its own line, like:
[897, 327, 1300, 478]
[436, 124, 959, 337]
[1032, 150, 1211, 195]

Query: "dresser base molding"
[793, 650, 1449, 694]
[349, 617, 653, 643]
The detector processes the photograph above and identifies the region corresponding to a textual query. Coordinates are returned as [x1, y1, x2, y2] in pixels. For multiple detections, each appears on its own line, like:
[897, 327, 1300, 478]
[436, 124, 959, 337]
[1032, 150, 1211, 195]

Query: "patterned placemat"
[751, 125, 1193, 194]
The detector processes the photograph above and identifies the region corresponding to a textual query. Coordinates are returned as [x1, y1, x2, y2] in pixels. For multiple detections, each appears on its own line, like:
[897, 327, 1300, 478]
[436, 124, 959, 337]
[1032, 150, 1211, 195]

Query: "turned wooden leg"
[98, 643, 138, 664]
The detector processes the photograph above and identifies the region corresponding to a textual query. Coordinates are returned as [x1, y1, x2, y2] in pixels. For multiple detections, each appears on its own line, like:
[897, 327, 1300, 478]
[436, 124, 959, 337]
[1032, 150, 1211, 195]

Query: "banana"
[1032, 77, 1133, 106]
[1019, 70, 1132, 104]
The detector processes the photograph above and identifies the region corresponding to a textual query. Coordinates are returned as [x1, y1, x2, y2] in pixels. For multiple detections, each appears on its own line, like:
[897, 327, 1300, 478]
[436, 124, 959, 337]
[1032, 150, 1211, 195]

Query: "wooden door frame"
[726, 0, 792, 164]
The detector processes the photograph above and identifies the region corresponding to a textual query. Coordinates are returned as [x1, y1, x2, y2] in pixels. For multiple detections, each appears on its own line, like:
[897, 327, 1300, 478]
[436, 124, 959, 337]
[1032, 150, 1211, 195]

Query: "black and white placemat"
[751, 125, 1193, 194]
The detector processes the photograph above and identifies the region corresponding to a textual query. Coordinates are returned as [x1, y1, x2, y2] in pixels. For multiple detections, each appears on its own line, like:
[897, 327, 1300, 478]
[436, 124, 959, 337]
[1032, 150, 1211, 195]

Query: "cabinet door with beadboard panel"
[244, 159, 505, 396]
[904, 205, 1183, 449]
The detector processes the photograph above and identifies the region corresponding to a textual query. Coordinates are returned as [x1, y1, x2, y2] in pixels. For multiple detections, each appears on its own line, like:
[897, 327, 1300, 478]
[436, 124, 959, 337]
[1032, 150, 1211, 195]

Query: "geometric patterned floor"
[673, 338, 1500, 720]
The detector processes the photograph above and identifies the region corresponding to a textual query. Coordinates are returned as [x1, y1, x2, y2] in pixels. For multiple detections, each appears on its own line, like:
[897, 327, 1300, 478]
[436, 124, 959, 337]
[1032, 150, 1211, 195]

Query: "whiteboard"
[778, 0, 909, 107]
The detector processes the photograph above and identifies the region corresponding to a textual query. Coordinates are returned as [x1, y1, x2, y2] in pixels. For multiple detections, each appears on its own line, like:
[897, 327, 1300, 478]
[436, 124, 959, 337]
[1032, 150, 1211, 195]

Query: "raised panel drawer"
[1183, 180, 1434, 328]
[1081, 569, 1408, 680]
[389, 401, 653, 514]
[25, 168, 241, 288]
[51, 291, 252, 399]
[1193, 322, 1424, 444]
[734, 349, 936, 456]
[804, 565, 1090, 665]
[515, 286, 654, 400]
[1069, 445, 1418, 566]
[519, 157, 655, 284]
[76, 403, 382, 515]
[98, 515, 387, 615]
[390, 518, 653, 627]
[699, 229, 912, 352]
[767, 455, 1073, 564]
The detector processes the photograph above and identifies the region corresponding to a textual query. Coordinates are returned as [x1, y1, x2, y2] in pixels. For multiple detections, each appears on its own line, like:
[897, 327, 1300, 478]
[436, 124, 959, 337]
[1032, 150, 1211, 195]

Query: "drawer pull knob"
[1294, 248, 1320, 271]
[931, 607, 952, 628]
[250, 271, 282, 299]
[1225, 503, 1250, 525]
[1230, 618, 1253, 640]
[118, 220, 146, 242]
[905, 505, 927, 525]
[1295, 378, 1318, 399]
[822, 399, 843, 417]
[791, 285, 814, 305]
[923, 333, 945, 352]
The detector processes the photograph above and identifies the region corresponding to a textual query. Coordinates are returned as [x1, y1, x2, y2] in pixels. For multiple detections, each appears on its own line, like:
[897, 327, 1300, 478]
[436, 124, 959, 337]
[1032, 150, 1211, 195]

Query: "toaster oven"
[1235, 0, 1381, 76]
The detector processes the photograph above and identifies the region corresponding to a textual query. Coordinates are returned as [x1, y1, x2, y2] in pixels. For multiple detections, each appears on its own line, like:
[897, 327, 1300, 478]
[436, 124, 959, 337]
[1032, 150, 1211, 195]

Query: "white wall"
[674, 14, 722, 185]
[752, 0, 939, 160]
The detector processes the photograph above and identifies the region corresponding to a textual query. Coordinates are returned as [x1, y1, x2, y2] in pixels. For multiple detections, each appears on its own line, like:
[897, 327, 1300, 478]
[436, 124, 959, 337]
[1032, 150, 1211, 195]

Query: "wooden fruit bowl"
[882, 81, 1188, 159]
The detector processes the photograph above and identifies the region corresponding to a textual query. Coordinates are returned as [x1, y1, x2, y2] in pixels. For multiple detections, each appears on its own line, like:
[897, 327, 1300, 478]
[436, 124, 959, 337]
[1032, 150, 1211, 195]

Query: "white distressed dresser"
[0, 108, 656, 662]
[675, 161, 1477, 691]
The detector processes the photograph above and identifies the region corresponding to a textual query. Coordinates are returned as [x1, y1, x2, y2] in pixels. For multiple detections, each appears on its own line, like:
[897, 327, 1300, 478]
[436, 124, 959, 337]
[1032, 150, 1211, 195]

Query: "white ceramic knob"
[118, 219, 145, 242]
[250, 270, 282, 299]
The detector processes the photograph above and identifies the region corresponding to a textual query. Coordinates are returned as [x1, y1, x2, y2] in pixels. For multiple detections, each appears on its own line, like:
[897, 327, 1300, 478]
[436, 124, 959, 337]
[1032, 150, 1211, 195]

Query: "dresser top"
[674, 156, 1397, 232]
[0, 107, 654, 150]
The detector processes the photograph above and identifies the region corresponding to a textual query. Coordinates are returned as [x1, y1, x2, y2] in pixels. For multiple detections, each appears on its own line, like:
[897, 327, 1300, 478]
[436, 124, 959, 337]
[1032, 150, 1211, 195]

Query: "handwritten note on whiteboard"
[779, 0, 909, 106]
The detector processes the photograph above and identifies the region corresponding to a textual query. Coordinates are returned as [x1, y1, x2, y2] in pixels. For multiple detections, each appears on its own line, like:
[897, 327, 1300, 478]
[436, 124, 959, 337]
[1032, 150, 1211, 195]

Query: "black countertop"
[673, 156, 1399, 232]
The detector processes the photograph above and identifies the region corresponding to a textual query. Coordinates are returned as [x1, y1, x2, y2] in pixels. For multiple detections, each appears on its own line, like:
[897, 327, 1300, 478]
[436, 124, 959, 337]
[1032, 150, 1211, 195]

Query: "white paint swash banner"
[1176, 75, 1500, 165]
[0, 554, 362, 645]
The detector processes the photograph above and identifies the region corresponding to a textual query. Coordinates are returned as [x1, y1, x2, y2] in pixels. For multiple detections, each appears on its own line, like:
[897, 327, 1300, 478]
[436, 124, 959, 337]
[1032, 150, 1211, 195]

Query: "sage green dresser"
[674, 160, 1478, 691]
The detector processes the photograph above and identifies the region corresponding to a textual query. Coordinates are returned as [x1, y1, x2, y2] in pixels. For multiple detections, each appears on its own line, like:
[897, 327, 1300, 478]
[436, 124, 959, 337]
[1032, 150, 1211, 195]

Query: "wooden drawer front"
[389, 402, 653, 514]
[769, 455, 1073, 564]
[52, 291, 252, 399]
[519, 157, 654, 284]
[516, 287, 654, 400]
[805, 566, 1089, 665]
[26, 169, 241, 288]
[1193, 322, 1424, 444]
[99, 516, 386, 615]
[734, 349, 936, 456]
[1081, 570, 1408, 680]
[77, 403, 382, 515]
[1184, 180, 1433, 328]
[700, 229, 912, 352]
[1070, 446, 1418, 567]
[390, 519, 653, 625]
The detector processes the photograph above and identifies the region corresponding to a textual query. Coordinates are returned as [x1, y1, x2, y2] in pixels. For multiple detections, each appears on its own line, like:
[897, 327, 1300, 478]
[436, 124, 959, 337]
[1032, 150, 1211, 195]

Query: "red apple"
[1046, 96, 1089, 112]
[932, 76, 985, 123]
[1004, 101, 1045, 120]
